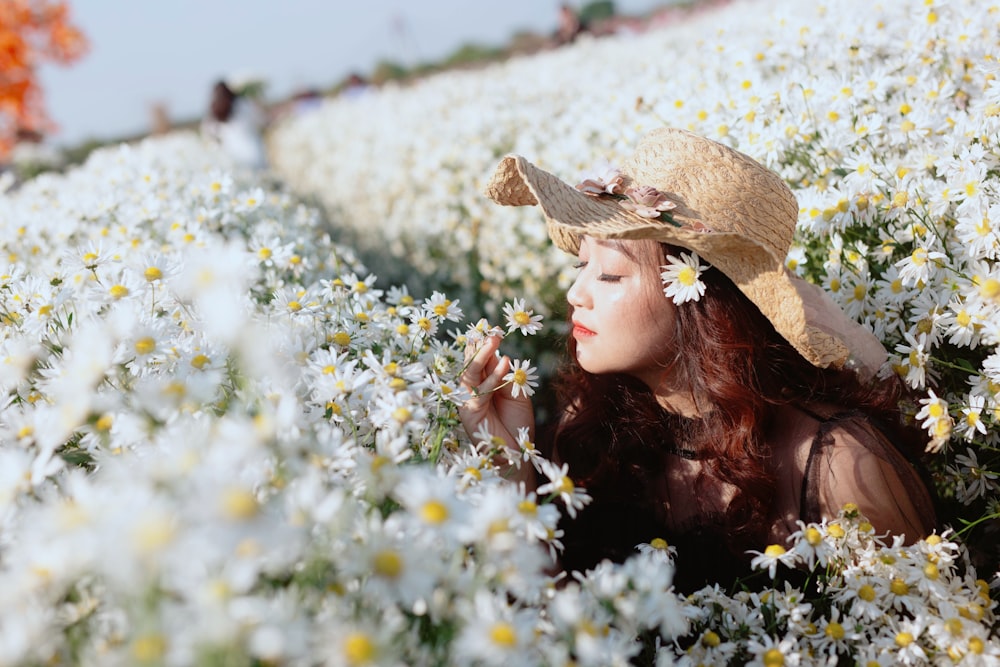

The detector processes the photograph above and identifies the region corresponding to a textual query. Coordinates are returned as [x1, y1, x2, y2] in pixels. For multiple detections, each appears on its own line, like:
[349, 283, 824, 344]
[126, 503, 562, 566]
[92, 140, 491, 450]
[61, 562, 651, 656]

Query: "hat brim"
[484, 154, 861, 371]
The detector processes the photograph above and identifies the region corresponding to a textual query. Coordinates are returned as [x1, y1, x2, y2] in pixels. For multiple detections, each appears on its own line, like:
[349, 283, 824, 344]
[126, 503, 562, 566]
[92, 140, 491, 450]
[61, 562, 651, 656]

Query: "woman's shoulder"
[789, 404, 937, 541]
[775, 403, 893, 455]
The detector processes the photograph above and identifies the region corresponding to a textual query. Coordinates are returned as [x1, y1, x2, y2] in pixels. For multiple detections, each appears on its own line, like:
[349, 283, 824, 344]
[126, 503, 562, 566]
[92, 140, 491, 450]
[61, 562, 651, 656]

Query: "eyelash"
[574, 261, 622, 282]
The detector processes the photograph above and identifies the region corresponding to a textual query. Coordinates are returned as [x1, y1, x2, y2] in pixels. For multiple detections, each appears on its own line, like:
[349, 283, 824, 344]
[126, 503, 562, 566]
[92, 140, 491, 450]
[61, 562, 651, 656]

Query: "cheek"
[638, 293, 677, 342]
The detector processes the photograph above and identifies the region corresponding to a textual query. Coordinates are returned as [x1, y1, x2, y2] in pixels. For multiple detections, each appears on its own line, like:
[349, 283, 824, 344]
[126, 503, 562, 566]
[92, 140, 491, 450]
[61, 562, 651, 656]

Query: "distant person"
[340, 73, 370, 101]
[4, 126, 63, 183]
[555, 4, 583, 45]
[201, 79, 267, 170]
[149, 102, 171, 136]
[291, 88, 323, 116]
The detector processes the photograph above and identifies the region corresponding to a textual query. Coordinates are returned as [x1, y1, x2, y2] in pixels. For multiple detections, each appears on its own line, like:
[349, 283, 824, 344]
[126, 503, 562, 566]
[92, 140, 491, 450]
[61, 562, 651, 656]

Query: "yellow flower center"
[343, 633, 376, 665]
[373, 550, 402, 578]
[764, 544, 786, 557]
[763, 648, 785, 667]
[132, 634, 167, 662]
[490, 623, 517, 647]
[222, 488, 259, 521]
[858, 584, 876, 602]
[979, 278, 1000, 300]
[420, 500, 448, 524]
[677, 266, 697, 286]
[517, 500, 537, 515]
[144, 266, 163, 282]
[513, 369, 528, 385]
[555, 477, 574, 495]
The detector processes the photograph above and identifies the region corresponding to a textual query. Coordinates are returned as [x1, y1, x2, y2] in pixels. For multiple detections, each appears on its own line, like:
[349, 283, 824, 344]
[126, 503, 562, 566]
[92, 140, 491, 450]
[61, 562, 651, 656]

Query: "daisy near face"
[567, 237, 678, 388]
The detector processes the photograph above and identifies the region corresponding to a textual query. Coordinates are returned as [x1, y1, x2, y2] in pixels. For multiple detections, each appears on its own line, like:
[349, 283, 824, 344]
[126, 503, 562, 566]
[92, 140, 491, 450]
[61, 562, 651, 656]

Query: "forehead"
[580, 236, 662, 261]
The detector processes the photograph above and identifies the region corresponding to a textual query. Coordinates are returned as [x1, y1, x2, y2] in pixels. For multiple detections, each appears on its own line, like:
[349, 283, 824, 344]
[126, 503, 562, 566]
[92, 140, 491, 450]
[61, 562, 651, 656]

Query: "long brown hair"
[549, 241, 925, 563]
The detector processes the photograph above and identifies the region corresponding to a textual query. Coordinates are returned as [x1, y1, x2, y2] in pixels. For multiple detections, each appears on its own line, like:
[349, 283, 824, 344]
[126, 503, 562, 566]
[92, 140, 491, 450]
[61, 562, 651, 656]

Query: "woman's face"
[567, 237, 678, 388]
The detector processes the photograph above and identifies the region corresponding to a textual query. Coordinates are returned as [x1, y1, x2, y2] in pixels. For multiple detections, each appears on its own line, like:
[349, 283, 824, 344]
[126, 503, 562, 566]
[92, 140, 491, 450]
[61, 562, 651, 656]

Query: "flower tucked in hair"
[660, 251, 708, 305]
[574, 165, 625, 195]
[621, 185, 678, 220]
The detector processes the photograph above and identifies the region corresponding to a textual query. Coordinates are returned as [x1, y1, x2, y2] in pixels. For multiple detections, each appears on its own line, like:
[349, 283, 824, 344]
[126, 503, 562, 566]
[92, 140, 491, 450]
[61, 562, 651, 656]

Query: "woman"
[459, 128, 937, 592]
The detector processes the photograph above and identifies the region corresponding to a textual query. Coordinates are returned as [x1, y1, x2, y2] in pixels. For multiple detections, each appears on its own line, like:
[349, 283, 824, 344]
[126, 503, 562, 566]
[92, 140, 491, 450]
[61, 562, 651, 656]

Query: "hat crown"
[623, 128, 798, 263]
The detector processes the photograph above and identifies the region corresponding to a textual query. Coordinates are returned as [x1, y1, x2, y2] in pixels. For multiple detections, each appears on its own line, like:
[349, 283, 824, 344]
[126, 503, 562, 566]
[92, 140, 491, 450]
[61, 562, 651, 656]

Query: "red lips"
[572, 321, 596, 337]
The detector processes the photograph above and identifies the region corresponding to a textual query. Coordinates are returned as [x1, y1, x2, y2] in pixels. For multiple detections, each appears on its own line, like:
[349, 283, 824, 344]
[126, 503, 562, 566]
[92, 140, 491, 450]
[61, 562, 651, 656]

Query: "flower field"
[0, 0, 997, 664]
[273, 0, 1000, 564]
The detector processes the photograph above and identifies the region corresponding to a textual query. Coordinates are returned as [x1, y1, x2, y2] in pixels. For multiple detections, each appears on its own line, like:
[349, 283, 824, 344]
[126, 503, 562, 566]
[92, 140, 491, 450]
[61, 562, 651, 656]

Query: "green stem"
[955, 512, 1000, 537]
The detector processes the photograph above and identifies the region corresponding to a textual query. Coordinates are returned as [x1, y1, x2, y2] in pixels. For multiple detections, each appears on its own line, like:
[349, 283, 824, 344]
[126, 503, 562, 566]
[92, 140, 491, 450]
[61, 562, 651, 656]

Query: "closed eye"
[598, 273, 622, 283]
[573, 261, 587, 269]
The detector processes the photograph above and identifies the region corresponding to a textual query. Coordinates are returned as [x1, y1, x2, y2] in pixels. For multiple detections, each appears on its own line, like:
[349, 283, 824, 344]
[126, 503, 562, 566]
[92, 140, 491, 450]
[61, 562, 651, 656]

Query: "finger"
[461, 334, 501, 385]
[475, 354, 510, 396]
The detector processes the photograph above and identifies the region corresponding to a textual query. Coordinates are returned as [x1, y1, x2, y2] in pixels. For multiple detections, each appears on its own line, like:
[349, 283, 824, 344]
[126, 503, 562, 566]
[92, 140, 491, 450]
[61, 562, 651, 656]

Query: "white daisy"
[503, 359, 538, 399]
[660, 251, 708, 305]
[501, 298, 544, 336]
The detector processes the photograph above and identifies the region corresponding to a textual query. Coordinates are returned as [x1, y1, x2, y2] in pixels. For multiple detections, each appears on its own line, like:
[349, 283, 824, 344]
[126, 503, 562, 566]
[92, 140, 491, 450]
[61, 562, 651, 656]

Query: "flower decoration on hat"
[660, 251, 708, 305]
[575, 165, 626, 195]
[620, 185, 677, 220]
[575, 165, 679, 226]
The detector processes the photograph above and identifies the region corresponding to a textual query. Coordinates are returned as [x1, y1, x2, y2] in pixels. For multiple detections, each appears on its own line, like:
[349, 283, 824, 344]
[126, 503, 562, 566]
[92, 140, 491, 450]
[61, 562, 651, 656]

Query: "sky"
[37, 0, 666, 147]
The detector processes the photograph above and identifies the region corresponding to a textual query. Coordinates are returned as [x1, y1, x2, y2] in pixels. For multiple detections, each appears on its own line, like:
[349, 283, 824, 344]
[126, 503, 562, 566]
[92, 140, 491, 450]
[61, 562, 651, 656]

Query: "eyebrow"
[593, 238, 640, 261]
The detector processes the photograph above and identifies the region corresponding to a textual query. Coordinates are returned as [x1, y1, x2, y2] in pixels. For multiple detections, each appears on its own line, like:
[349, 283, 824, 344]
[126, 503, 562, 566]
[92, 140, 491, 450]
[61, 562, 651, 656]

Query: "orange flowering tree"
[0, 0, 86, 157]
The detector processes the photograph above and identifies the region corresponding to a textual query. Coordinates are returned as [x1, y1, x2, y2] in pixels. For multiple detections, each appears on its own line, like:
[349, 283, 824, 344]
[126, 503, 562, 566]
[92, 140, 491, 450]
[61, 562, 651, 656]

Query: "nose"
[566, 271, 590, 310]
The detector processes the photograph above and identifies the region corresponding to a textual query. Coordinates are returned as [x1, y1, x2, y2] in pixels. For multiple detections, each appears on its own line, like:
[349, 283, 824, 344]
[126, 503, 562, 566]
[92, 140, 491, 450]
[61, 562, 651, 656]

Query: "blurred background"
[21, 0, 683, 165]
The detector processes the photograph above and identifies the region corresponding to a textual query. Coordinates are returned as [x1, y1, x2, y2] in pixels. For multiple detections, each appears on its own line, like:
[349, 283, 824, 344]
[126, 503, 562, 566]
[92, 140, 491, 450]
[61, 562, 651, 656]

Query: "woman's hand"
[458, 333, 536, 471]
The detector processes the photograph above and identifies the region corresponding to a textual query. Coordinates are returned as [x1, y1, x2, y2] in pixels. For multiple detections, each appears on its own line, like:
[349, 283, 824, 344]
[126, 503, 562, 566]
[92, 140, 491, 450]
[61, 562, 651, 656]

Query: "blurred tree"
[0, 0, 87, 158]
[579, 1, 617, 26]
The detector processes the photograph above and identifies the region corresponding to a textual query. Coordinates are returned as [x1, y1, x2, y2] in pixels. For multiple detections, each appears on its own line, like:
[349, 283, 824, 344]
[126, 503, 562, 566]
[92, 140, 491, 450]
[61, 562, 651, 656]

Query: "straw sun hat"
[484, 127, 887, 376]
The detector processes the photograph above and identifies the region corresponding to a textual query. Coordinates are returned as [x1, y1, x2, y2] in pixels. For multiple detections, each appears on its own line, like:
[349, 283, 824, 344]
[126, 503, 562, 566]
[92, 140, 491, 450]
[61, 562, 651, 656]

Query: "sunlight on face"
[567, 237, 678, 388]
